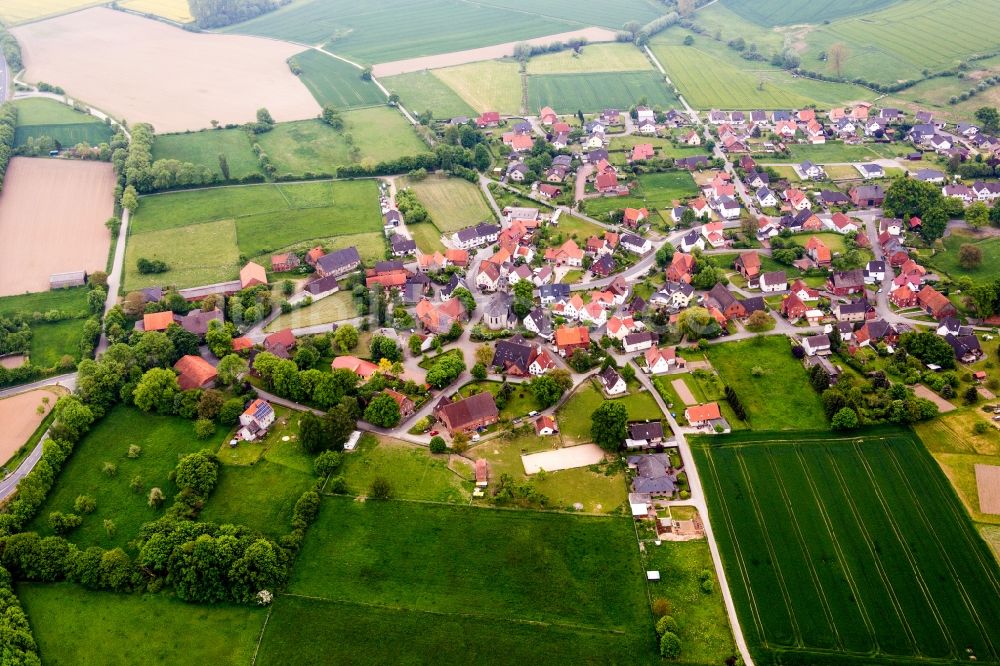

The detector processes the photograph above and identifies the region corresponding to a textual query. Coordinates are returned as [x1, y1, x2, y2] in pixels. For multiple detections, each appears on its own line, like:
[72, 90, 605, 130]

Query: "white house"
[638, 120, 658, 135]
[624, 331, 656, 353]
[679, 229, 705, 253]
[864, 260, 886, 284]
[802, 334, 831, 356]
[578, 302, 607, 326]
[756, 187, 778, 208]
[855, 163, 884, 179]
[620, 233, 652, 255]
[651, 281, 695, 309]
[644, 346, 680, 374]
[760, 271, 787, 293]
[238, 399, 275, 441]
[599, 366, 627, 396]
[716, 196, 741, 220]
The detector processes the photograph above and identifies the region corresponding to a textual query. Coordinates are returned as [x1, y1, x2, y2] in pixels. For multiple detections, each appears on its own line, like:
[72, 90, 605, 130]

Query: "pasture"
[199, 460, 315, 538]
[399, 174, 494, 232]
[382, 70, 475, 119]
[705, 336, 828, 430]
[527, 71, 679, 114]
[583, 170, 699, 219]
[119, 0, 193, 23]
[720, 0, 897, 26]
[12, 98, 113, 149]
[0, 287, 89, 319]
[694, 429, 1000, 664]
[526, 43, 652, 74]
[30, 319, 87, 368]
[151, 129, 261, 179]
[124, 219, 241, 290]
[12, 8, 320, 133]
[292, 49, 386, 109]
[17, 584, 264, 665]
[0, 157, 114, 297]
[432, 60, 523, 115]
[336, 436, 469, 503]
[264, 291, 356, 331]
[925, 229, 1000, 285]
[407, 221, 446, 254]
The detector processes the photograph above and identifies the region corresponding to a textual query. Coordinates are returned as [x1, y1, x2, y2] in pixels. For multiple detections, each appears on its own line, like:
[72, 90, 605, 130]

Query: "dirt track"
[671, 378, 696, 405]
[913, 384, 957, 413]
[373, 27, 618, 77]
[521, 443, 606, 474]
[13, 8, 320, 132]
[0, 388, 61, 466]
[0, 157, 114, 296]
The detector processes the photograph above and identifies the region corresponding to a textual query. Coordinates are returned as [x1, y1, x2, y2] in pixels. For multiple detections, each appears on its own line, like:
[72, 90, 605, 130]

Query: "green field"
[25, 407, 231, 550]
[583, 170, 699, 219]
[407, 220, 446, 254]
[382, 70, 476, 119]
[17, 584, 264, 665]
[125, 180, 381, 290]
[151, 129, 261, 179]
[694, 429, 1000, 664]
[925, 229, 1000, 286]
[556, 381, 664, 445]
[257, 109, 428, 177]
[705, 336, 828, 430]
[293, 49, 387, 109]
[336, 435, 469, 502]
[432, 60, 523, 115]
[0, 287, 89, 318]
[400, 174, 494, 232]
[527, 71, 679, 114]
[264, 291, 356, 331]
[720, 0, 898, 26]
[198, 460, 315, 538]
[526, 43, 653, 74]
[29, 319, 86, 368]
[763, 141, 909, 163]
[12, 98, 113, 148]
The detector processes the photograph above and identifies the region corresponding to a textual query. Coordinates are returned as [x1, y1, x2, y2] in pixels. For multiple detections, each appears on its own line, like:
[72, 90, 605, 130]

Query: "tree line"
[0, 103, 16, 192]
[188, 0, 287, 29]
[0, 24, 21, 72]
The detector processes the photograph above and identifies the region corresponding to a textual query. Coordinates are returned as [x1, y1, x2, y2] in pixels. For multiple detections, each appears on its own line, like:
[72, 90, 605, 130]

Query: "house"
[715, 196, 741, 220]
[445, 248, 469, 268]
[855, 320, 899, 348]
[676, 155, 710, 171]
[240, 261, 267, 289]
[786, 188, 812, 211]
[943, 184, 974, 203]
[539, 106, 557, 125]
[545, 165, 568, 182]
[775, 120, 797, 137]
[820, 190, 851, 208]
[331, 355, 379, 380]
[454, 223, 501, 249]
[756, 187, 778, 208]
[528, 347, 556, 375]
[827, 212, 858, 234]
[760, 271, 787, 293]
[624, 331, 657, 353]
[930, 134, 952, 152]
[644, 346, 681, 374]
[264, 328, 296, 358]
[855, 163, 884, 179]
[620, 233, 652, 255]
[836, 299, 871, 322]
[538, 183, 562, 199]
[681, 130, 701, 145]
[685, 402, 725, 429]
[915, 169, 946, 184]
[628, 454, 676, 495]
[173, 308, 223, 338]
[315, 247, 362, 278]
[599, 366, 627, 396]
[802, 334, 831, 356]
[535, 415, 558, 436]
[174, 355, 217, 390]
[945, 333, 984, 364]
[828, 269, 866, 296]
[484, 293, 515, 330]
[175, 283, 239, 307]
[623, 207, 648, 228]
[523, 307, 553, 340]
[578, 301, 607, 326]
[850, 185, 885, 207]
[746, 171, 769, 189]
[734, 251, 761, 281]
[890, 285, 917, 308]
[629, 421, 665, 448]
[705, 283, 745, 320]
[238, 399, 275, 441]
[435, 392, 499, 434]
[631, 143, 655, 162]
[476, 111, 501, 128]
[539, 283, 570, 306]
[415, 297, 466, 334]
[390, 235, 417, 257]
[864, 260, 886, 284]
[271, 252, 300, 272]
[491, 336, 533, 375]
[506, 161, 529, 181]
[475, 261, 502, 292]
[474, 458, 490, 488]
[384, 209, 403, 229]
[781, 293, 808, 320]
[800, 161, 825, 180]
[973, 181, 1000, 202]
[607, 316, 641, 340]
[140, 310, 174, 332]
[806, 236, 831, 266]
[879, 217, 903, 237]
[595, 170, 620, 193]
[554, 326, 589, 357]
[667, 252, 696, 283]
[679, 229, 705, 253]
[543, 239, 584, 266]
[917, 285, 958, 320]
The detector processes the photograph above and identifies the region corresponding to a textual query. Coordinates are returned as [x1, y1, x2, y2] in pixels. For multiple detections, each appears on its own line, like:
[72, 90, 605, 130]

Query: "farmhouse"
[238, 399, 275, 441]
[271, 252, 300, 272]
[331, 355, 378, 380]
[435, 391, 499, 434]
[240, 261, 267, 288]
[917, 285, 958, 320]
[174, 355, 217, 390]
[315, 247, 362, 278]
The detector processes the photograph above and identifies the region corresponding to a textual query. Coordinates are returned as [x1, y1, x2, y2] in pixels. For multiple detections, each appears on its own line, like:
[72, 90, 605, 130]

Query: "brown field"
[13, 8, 320, 133]
[0, 157, 114, 296]
[372, 27, 618, 77]
[0, 388, 62, 466]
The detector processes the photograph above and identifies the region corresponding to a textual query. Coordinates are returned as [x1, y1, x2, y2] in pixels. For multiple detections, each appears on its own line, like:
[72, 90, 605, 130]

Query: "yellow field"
[526, 43, 652, 75]
[120, 0, 193, 23]
[0, 0, 104, 25]
[432, 60, 522, 115]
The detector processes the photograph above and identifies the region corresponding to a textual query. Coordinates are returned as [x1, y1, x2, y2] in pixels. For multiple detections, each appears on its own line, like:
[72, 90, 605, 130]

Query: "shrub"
[49, 511, 82, 535]
[102, 462, 118, 477]
[660, 631, 682, 659]
[369, 476, 392, 499]
[314, 450, 343, 477]
[147, 487, 165, 508]
[656, 615, 679, 636]
[194, 418, 216, 440]
[127, 444, 142, 458]
[974, 421, 989, 435]
[429, 436, 447, 454]
[651, 597, 671, 617]
[74, 495, 97, 514]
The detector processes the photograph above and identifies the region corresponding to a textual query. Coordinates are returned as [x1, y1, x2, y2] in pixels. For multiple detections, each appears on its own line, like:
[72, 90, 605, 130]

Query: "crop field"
[694, 429, 1000, 665]
[151, 129, 261, 179]
[705, 336, 828, 430]
[12, 98, 113, 148]
[119, 0, 193, 23]
[0, 0, 104, 24]
[400, 174, 494, 232]
[292, 49, 386, 109]
[259, 496, 657, 662]
[924, 229, 1000, 286]
[720, 0, 898, 26]
[125, 180, 381, 289]
[527, 71, 679, 114]
[382, 70, 476, 119]
[17, 584, 264, 665]
[526, 43, 653, 74]
[432, 60, 523, 115]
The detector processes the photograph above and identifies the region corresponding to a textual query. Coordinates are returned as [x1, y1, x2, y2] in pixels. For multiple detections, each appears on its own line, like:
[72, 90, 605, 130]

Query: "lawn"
[432, 61, 523, 115]
[694, 428, 1000, 664]
[0, 287, 89, 318]
[400, 174, 494, 233]
[17, 583, 264, 665]
[123, 218, 241, 290]
[763, 142, 908, 163]
[527, 43, 652, 74]
[24, 406, 231, 551]
[582, 170, 698, 219]
[198, 460, 315, 538]
[151, 129, 261, 180]
[557, 380, 664, 445]
[553, 213, 603, 241]
[455, 379, 538, 421]
[790, 231, 848, 254]
[407, 220, 446, 254]
[12, 97, 113, 148]
[29, 319, 86, 368]
[705, 336, 828, 430]
[925, 229, 1000, 286]
[335, 434, 469, 502]
[382, 70, 475, 119]
[527, 71, 679, 114]
[292, 49, 386, 109]
[265, 291, 356, 332]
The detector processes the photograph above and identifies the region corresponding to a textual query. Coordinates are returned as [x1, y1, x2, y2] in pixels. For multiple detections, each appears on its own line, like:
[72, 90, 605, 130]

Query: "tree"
[147, 487, 165, 508]
[899, 331, 955, 369]
[512, 280, 534, 318]
[964, 385, 980, 406]
[471, 362, 487, 380]
[219, 398, 244, 425]
[452, 287, 476, 315]
[333, 324, 359, 353]
[744, 310, 773, 332]
[256, 107, 274, 126]
[314, 450, 343, 477]
[166, 323, 200, 359]
[429, 436, 447, 454]
[175, 450, 218, 495]
[121, 185, 138, 212]
[299, 412, 328, 454]
[966, 202, 990, 229]
[975, 106, 1000, 133]
[364, 393, 401, 428]
[218, 153, 230, 180]
[205, 319, 233, 358]
[591, 402, 628, 452]
[370, 334, 401, 363]
[528, 374, 563, 409]
[660, 632, 682, 659]
[54, 395, 94, 440]
[369, 476, 392, 499]
[883, 178, 942, 228]
[105, 216, 121, 237]
[426, 353, 466, 389]
[828, 42, 849, 77]
[677, 307, 721, 340]
[959, 243, 983, 269]
[216, 354, 248, 386]
[194, 418, 216, 439]
[408, 333, 423, 356]
[133, 368, 180, 414]
[323, 404, 356, 451]
[474, 143, 490, 171]
[831, 407, 859, 430]
[74, 495, 97, 514]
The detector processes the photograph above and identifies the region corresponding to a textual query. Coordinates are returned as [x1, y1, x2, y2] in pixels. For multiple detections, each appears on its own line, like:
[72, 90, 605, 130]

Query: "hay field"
[526, 43, 652, 74]
[13, 8, 320, 133]
[431, 61, 522, 114]
[0, 158, 113, 296]
[119, 0, 193, 23]
[719, 0, 897, 26]
[0, 0, 104, 25]
[399, 175, 494, 233]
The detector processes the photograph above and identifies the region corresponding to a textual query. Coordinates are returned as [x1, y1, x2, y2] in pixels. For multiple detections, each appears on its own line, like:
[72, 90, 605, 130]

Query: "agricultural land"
[12, 98, 113, 149]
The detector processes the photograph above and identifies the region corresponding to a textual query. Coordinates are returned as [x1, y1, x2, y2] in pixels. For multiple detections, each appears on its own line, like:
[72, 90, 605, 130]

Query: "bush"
[660, 631, 682, 659]
[369, 476, 392, 499]
[102, 462, 118, 477]
[429, 436, 447, 454]
[656, 615, 679, 636]
[194, 418, 216, 440]
[314, 450, 343, 477]
[127, 444, 142, 458]
[651, 597, 671, 618]
[49, 511, 82, 535]
[74, 495, 97, 514]
[974, 421, 989, 435]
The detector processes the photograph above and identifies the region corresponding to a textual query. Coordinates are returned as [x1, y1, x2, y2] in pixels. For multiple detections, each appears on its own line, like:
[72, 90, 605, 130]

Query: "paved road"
[0, 53, 8, 104]
[97, 207, 132, 355]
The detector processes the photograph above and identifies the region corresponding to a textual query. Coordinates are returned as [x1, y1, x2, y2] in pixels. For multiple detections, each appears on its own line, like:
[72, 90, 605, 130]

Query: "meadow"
[123, 218, 241, 290]
[12, 98, 113, 149]
[151, 129, 261, 179]
[400, 174, 494, 232]
[407, 220, 446, 254]
[925, 229, 1000, 285]
[762, 141, 908, 163]
[526, 43, 652, 74]
[705, 336, 828, 430]
[264, 291, 356, 331]
[29, 319, 86, 368]
[527, 71, 679, 114]
[382, 70, 475, 119]
[694, 429, 1000, 665]
[119, 0, 193, 23]
[199, 459, 315, 538]
[432, 60, 523, 115]
[292, 49, 386, 109]
[556, 381, 663, 445]
[334, 436, 469, 503]
[0, 287, 89, 319]
[582, 170, 699, 219]
[720, 0, 897, 26]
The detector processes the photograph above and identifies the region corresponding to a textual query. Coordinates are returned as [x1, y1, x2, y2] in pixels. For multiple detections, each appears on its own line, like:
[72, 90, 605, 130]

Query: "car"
[472, 433, 481, 442]
[429, 430, 439, 436]
[528, 410, 539, 417]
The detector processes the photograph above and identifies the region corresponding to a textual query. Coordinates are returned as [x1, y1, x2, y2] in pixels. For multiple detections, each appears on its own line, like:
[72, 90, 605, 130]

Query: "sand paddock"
[522, 443, 606, 475]
[14, 8, 320, 133]
[913, 384, 957, 413]
[671, 379, 696, 406]
[0, 388, 62, 466]
[0, 157, 114, 296]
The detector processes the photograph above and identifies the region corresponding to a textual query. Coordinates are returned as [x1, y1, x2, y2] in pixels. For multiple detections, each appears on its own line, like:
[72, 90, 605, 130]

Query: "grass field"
[292, 49, 386, 109]
[12, 98, 113, 148]
[29, 319, 86, 368]
[335, 435, 469, 502]
[527, 71, 679, 114]
[526, 43, 652, 74]
[705, 336, 828, 430]
[257, 109, 428, 177]
[557, 381, 664, 445]
[455, 379, 538, 421]
[0, 0, 104, 24]
[694, 429, 1000, 664]
[407, 220, 446, 254]
[720, 0, 897, 26]
[25, 407, 230, 550]
[432, 61, 523, 115]
[124, 218, 241, 290]
[151, 129, 261, 179]
[925, 229, 1000, 285]
[17, 584, 264, 664]
[763, 142, 908, 163]
[382, 70, 476, 119]
[119, 0, 193, 22]
[400, 174, 494, 232]
[790, 231, 849, 254]
[0, 287, 89, 318]
[583, 170, 699, 219]
[264, 291, 356, 331]
[199, 460, 315, 538]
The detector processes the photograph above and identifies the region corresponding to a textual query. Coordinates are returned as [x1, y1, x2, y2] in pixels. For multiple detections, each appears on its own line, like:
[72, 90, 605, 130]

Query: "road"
[96, 207, 131, 354]
[0, 53, 8, 103]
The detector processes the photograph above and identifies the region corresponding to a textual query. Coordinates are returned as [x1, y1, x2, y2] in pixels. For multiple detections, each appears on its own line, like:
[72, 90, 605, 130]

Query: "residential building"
[435, 392, 499, 434]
